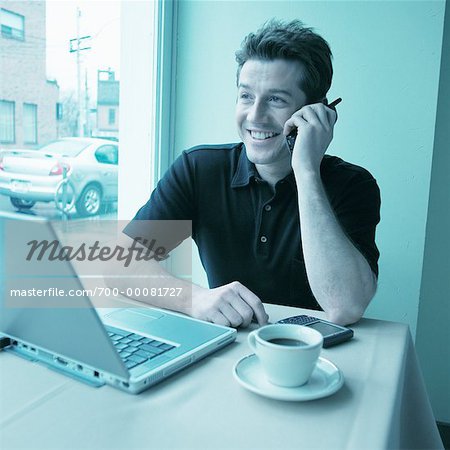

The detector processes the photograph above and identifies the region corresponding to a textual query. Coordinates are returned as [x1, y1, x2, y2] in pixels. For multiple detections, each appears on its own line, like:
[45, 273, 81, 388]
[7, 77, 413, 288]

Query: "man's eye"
[268, 96, 284, 103]
[239, 92, 252, 101]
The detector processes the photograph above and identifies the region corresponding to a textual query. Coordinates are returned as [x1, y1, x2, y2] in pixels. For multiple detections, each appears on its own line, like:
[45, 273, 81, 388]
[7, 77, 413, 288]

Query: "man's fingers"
[219, 302, 244, 328]
[304, 103, 337, 128]
[284, 103, 337, 135]
[199, 282, 268, 328]
[228, 297, 254, 328]
[283, 118, 296, 136]
[298, 107, 321, 127]
[283, 116, 307, 137]
[313, 103, 337, 127]
[326, 105, 338, 125]
[210, 310, 231, 327]
[312, 105, 332, 129]
[232, 282, 269, 325]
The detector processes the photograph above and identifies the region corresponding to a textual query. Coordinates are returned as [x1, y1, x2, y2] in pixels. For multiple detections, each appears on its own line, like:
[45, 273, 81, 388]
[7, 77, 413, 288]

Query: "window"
[56, 103, 63, 121]
[0, 8, 25, 41]
[108, 108, 116, 125]
[23, 103, 37, 144]
[0, 100, 15, 143]
[95, 145, 118, 165]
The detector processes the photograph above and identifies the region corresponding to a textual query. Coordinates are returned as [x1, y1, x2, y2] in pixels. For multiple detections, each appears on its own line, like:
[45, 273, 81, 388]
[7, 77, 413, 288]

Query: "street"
[0, 193, 116, 220]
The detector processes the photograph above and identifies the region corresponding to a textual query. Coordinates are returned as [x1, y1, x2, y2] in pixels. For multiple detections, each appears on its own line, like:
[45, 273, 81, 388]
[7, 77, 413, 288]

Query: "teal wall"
[173, 0, 448, 420]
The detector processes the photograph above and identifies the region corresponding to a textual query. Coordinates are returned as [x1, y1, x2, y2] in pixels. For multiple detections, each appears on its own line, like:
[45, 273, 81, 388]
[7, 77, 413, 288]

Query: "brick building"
[0, 0, 59, 149]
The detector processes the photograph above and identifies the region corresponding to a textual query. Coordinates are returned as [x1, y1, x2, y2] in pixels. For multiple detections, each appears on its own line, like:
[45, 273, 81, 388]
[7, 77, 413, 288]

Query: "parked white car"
[0, 138, 118, 216]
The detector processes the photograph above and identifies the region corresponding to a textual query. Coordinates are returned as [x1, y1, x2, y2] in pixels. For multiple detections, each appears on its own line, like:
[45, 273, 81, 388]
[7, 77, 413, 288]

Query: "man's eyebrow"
[267, 88, 293, 97]
[238, 84, 293, 97]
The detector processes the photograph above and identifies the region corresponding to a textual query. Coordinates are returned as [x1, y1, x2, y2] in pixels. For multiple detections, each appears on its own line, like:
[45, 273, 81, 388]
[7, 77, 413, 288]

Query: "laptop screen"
[0, 213, 128, 378]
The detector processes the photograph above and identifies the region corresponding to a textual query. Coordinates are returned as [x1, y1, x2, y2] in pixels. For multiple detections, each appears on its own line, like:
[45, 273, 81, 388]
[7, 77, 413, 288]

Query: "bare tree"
[58, 91, 79, 137]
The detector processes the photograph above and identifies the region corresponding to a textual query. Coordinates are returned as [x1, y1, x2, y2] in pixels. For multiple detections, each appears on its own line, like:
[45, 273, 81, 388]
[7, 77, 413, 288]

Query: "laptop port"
[122, 381, 129, 388]
[76, 364, 83, 371]
[55, 357, 68, 366]
[94, 370, 99, 378]
[0, 337, 11, 350]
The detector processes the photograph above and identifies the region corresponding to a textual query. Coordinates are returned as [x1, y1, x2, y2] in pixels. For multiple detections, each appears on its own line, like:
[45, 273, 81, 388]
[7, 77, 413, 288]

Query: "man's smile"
[247, 129, 281, 141]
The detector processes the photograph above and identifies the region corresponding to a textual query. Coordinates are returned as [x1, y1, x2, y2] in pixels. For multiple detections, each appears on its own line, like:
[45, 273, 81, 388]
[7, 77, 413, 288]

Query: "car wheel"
[10, 197, 36, 209]
[75, 184, 102, 216]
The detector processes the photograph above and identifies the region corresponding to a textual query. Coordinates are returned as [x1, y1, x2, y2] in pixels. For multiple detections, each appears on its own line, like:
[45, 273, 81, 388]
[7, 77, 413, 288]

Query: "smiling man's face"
[235, 59, 308, 167]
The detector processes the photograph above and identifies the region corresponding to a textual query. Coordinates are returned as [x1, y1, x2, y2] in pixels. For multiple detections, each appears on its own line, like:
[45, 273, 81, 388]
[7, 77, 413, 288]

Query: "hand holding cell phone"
[285, 97, 342, 153]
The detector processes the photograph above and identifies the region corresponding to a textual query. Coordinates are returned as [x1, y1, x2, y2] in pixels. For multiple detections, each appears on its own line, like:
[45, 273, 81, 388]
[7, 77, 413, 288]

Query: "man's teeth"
[250, 131, 279, 140]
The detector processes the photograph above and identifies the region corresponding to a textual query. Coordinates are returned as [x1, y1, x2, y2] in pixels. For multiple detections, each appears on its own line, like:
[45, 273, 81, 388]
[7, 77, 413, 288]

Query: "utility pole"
[84, 69, 90, 136]
[69, 8, 91, 137]
[76, 7, 82, 137]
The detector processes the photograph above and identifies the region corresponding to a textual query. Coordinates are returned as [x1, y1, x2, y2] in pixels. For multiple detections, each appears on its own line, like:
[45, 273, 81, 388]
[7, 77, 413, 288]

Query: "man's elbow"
[327, 274, 377, 326]
[327, 306, 364, 326]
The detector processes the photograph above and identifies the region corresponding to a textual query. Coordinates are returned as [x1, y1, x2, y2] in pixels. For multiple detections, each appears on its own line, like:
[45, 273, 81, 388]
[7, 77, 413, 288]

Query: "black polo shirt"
[128, 143, 380, 310]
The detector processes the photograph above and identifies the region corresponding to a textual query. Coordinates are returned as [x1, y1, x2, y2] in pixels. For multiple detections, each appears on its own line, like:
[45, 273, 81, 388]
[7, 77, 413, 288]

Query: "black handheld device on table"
[286, 97, 342, 153]
[277, 315, 353, 348]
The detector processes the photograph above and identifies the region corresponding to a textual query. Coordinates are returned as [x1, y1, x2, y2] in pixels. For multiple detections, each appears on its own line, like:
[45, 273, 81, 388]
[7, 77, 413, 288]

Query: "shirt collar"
[231, 145, 258, 188]
[231, 144, 296, 190]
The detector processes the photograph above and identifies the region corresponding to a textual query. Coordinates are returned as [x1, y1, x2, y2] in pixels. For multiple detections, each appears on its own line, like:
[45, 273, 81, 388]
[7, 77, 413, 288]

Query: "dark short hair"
[235, 19, 333, 103]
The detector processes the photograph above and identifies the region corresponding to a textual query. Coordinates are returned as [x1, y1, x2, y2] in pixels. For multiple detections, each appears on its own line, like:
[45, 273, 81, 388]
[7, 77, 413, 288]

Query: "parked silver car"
[0, 138, 118, 216]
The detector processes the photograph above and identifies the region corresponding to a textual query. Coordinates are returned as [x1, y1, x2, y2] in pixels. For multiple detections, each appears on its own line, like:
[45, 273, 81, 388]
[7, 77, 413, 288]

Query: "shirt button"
[260, 236, 268, 243]
[264, 205, 272, 212]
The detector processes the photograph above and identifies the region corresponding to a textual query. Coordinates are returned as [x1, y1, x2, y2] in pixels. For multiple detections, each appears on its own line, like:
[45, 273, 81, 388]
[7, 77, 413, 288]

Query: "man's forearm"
[295, 170, 376, 325]
[104, 258, 194, 315]
[104, 256, 268, 327]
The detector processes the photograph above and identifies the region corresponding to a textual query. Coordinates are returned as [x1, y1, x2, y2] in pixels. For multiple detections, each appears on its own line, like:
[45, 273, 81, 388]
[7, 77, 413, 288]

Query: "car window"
[38, 140, 91, 157]
[95, 145, 118, 165]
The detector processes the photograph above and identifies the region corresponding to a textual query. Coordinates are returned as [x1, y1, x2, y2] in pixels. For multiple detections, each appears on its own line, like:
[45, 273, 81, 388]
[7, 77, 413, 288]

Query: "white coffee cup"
[248, 324, 323, 387]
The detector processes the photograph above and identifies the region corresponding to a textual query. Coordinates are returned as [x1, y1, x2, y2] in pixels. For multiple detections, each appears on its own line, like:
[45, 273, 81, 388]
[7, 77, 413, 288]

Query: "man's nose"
[247, 99, 267, 123]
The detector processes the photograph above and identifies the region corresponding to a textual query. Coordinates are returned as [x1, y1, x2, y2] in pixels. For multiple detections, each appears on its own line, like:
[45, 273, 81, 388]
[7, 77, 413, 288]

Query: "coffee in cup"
[248, 324, 323, 387]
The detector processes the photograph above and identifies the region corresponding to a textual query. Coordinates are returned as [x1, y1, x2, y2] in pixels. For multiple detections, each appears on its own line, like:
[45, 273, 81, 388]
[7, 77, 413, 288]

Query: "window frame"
[0, 8, 25, 41]
[0, 100, 16, 144]
[108, 108, 116, 126]
[56, 103, 63, 121]
[152, 0, 178, 184]
[23, 102, 38, 145]
[118, 1, 178, 220]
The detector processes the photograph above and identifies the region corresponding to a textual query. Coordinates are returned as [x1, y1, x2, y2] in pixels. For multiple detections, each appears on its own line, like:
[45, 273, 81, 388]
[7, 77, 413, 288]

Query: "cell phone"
[286, 129, 297, 154]
[285, 97, 342, 153]
[276, 314, 353, 348]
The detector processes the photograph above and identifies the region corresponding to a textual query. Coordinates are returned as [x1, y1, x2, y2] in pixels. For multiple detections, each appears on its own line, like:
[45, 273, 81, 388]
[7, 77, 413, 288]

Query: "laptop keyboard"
[106, 326, 175, 370]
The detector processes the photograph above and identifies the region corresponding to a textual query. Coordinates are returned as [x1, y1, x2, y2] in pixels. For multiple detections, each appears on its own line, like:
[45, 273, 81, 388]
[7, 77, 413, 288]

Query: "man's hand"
[283, 103, 337, 173]
[191, 281, 269, 328]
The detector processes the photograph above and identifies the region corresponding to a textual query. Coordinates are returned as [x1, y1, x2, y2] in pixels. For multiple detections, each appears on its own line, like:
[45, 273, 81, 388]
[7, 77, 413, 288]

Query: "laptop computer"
[0, 212, 236, 394]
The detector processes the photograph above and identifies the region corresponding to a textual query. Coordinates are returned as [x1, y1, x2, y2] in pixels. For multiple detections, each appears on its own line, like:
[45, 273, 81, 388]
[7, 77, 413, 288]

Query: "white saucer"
[233, 354, 344, 401]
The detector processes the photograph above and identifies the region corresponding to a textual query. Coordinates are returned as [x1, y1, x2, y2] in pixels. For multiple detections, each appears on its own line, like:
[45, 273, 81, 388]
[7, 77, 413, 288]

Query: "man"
[121, 19, 380, 328]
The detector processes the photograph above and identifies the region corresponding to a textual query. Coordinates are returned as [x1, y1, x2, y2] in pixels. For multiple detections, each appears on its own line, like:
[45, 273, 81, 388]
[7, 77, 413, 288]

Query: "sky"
[46, 0, 121, 102]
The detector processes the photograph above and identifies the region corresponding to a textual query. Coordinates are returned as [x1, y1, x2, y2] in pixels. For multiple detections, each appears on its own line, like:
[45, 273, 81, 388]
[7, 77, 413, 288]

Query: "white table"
[0, 304, 444, 450]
